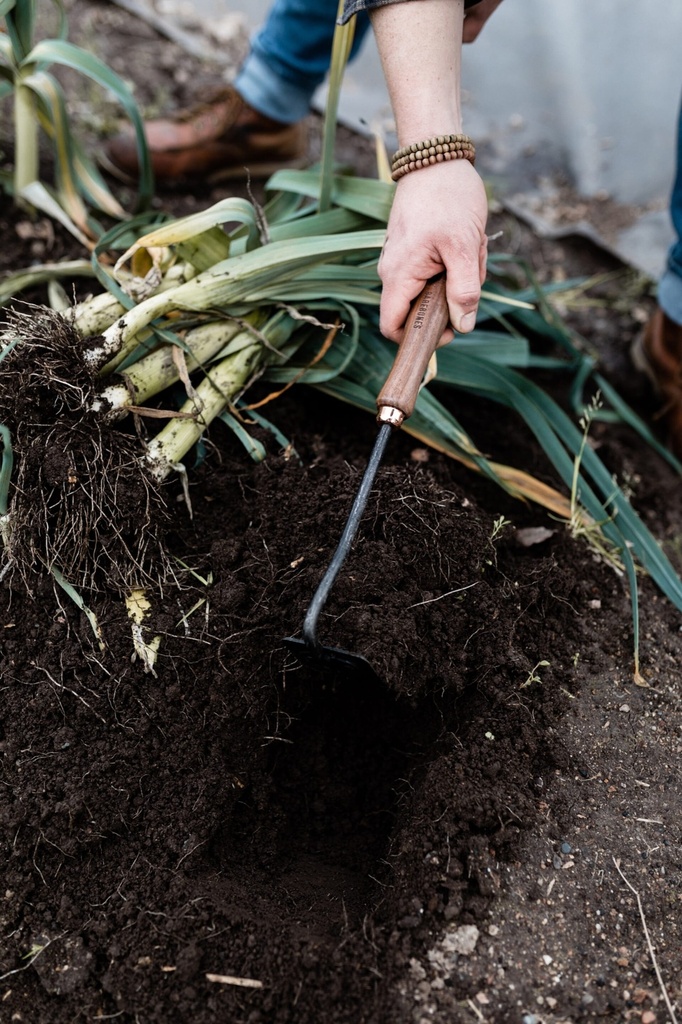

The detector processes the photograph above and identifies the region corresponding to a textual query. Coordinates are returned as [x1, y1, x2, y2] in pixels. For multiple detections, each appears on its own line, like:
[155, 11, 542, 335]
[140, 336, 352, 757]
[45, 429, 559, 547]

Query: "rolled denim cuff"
[235, 51, 313, 124]
[659, 263, 682, 327]
[340, 0, 481, 24]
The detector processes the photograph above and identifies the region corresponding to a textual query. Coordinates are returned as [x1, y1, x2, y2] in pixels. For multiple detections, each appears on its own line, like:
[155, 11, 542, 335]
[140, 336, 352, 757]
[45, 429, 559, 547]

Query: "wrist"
[396, 109, 462, 148]
[391, 134, 475, 181]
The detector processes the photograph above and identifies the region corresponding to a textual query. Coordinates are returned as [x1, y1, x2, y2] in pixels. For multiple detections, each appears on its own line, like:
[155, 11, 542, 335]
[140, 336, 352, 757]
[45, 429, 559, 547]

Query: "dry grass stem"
[613, 857, 679, 1024]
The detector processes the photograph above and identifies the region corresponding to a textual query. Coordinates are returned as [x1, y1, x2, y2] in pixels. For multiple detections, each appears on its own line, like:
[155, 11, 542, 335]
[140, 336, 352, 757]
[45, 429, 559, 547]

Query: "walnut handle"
[376, 273, 449, 426]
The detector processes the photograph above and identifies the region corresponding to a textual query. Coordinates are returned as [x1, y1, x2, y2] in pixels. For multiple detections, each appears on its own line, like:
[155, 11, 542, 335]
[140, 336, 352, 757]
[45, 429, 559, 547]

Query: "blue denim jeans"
[659, 91, 682, 326]
[235, 0, 371, 124]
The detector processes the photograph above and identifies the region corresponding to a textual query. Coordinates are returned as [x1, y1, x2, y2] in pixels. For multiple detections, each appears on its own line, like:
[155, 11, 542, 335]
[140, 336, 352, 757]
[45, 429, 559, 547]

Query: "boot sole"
[97, 151, 308, 188]
[207, 156, 307, 184]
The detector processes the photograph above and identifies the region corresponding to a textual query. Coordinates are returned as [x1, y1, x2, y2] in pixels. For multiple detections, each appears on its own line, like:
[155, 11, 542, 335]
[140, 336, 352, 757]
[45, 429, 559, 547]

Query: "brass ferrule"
[377, 405, 404, 428]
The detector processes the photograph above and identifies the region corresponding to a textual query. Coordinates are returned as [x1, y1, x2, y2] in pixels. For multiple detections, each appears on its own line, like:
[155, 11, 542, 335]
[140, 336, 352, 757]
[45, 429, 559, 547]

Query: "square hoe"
[284, 272, 450, 684]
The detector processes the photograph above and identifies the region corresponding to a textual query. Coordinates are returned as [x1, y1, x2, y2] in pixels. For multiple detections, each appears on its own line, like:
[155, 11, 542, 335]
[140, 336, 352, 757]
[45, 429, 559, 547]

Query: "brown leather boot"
[101, 85, 307, 185]
[633, 306, 682, 458]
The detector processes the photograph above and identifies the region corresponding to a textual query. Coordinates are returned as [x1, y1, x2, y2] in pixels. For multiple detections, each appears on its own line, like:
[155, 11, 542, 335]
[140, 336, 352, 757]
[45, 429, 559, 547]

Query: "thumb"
[446, 269, 481, 334]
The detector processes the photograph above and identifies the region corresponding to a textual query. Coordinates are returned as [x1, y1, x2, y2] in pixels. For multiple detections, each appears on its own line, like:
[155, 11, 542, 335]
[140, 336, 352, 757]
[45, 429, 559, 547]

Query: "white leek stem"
[145, 342, 262, 482]
[68, 263, 199, 345]
[144, 308, 298, 479]
[92, 319, 258, 417]
[14, 78, 40, 196]
[70, 292, 126, 336]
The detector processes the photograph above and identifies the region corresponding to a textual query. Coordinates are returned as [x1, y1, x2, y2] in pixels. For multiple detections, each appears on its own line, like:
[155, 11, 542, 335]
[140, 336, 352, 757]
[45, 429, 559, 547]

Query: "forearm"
[367, 0, 488, 342]
[370, 0, 465, 146]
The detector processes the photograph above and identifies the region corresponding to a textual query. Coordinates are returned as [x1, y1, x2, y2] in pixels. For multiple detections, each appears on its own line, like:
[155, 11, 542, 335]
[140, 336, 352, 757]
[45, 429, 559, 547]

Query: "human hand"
[463, 0, 504, 43]
[378, 159, 488, 345]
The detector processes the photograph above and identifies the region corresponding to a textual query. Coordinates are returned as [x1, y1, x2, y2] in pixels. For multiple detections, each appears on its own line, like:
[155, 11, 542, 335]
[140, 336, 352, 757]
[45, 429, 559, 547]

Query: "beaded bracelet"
[391, 134, 475, 182]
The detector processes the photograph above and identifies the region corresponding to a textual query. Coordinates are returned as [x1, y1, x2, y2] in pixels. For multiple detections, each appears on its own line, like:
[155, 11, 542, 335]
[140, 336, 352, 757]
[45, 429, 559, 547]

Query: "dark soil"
[1, 3, 682, 1023]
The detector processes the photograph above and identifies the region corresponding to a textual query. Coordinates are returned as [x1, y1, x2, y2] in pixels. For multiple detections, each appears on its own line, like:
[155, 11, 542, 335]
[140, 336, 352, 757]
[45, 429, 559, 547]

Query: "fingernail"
[458, 312, 476, 332]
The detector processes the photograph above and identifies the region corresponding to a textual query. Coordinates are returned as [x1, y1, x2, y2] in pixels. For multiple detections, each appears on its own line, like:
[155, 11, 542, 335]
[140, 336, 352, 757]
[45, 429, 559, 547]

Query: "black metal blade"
[283, 636, 382, 685]
[300, 423, 392, 649]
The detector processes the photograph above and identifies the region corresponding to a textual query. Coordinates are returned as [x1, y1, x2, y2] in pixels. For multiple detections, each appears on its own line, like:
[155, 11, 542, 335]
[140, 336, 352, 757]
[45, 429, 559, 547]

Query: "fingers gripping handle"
[377, 274, 450, 425]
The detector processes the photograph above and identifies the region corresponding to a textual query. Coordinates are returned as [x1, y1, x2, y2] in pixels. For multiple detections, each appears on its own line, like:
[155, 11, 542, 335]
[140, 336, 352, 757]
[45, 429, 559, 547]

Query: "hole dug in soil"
[212, 675, 438, 930]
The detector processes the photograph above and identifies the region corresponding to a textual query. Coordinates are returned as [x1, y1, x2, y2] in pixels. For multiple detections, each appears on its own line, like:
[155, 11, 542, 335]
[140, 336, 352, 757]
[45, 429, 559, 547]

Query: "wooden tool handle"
[376, 273, 450, 423]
